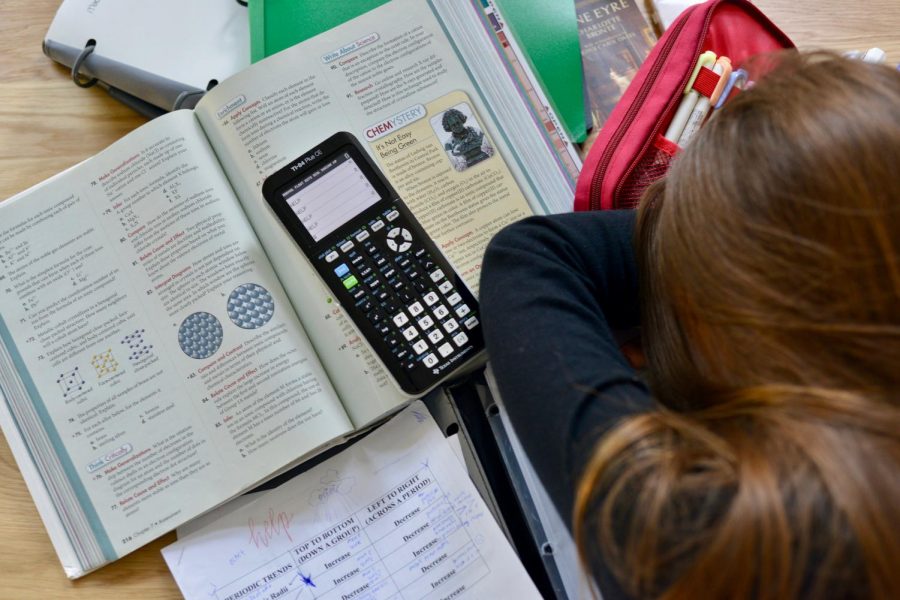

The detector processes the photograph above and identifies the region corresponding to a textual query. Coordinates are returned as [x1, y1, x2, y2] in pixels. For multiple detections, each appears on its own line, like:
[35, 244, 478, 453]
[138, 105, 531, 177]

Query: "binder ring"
[72, 42, 99, 89]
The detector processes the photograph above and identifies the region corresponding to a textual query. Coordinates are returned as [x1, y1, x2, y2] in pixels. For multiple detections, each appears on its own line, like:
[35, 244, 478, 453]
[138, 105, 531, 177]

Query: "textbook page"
[0, 110, 351, 573]
[163, 401, 543, 600]
[194, 0, 541, 427]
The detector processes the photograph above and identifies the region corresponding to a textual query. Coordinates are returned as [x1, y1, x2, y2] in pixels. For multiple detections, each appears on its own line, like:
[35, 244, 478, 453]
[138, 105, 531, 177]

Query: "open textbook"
[163, 402, 542, 600]
[0, 0, 574, 578]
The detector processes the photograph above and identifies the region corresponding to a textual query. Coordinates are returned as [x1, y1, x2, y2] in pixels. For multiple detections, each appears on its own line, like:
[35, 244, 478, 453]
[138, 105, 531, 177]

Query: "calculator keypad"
[317, 206, 483, 393]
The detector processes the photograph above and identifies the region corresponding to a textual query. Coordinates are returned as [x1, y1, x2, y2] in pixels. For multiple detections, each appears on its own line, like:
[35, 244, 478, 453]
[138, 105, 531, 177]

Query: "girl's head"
[577, 52, 900, 598]
[640, 51, 900, 408]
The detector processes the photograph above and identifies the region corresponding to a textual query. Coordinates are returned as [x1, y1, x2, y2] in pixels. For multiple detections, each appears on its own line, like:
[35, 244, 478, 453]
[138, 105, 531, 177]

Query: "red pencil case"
[573, 0, 794, 212]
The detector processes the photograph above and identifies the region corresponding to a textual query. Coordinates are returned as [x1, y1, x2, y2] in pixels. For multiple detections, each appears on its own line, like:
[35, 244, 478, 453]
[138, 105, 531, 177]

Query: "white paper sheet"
[162, 402, 541, 600]
[445, 433, 466, 471]
[175, 434, 470, 542]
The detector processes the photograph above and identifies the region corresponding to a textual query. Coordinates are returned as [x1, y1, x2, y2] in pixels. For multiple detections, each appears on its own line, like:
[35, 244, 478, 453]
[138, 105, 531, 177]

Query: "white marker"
[678, 56, 731, 147]
[664, 51, 717, 143]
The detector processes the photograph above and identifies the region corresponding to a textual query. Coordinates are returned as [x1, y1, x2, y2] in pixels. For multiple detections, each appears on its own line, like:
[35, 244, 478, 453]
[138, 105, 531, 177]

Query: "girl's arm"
[479, 210, 654, 526]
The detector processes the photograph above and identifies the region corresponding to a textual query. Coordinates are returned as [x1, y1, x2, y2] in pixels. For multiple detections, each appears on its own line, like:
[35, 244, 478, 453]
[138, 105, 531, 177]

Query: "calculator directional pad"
[386, 227, 413, 252]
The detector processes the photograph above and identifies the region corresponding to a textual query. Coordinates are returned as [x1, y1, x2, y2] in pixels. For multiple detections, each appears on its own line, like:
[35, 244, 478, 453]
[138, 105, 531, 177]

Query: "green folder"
[249, 0, 388, 62]
[249, 0, 587, 142]
[492, 0, 586, 143]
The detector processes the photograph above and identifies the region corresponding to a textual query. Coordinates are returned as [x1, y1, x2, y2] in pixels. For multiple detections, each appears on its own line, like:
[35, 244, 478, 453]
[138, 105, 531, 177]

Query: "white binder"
[43, 0, 250, 116]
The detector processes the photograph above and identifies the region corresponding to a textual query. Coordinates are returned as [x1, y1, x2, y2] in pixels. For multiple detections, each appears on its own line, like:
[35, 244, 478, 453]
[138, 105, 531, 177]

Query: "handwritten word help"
[247, 508, 295, 549]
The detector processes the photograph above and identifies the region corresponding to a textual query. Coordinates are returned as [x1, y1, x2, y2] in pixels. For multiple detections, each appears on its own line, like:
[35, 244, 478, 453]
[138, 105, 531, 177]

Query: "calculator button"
[433, 305, 449, 320]
[420, 259, 436, 272]
[408, 302, 424, 316]
[429, 269, 446, 282]
[351, 287, 366, 300]
[371, 220, 385, 232]
[446, 292, 462, 306]
[396, 256, 412, 270]
[412, 339, 429, 355]
[355, 230, 371, 242]
[438, 280, 453, 294]
[392, 313, 409, 327]
[385, 335, 401, 349]
[401, 229, 413, 242]
[453, 332, 469, 347]
[386, 210, 400, 221]
[386, 238, 398, 251]
[383, 268, 397, 280]
[387, 227, 401, 238]
[438, 342, 454, 358]
[423, 292, 439, 306]
[325, 251, 340, 263]
[334, 263, 350, 278]
[357, 299, 374, 313]
[381, 298, 397, 313]
[342, 276, 359, 290]
[340, 240, 355, 253]
[376, 323, 391, 337]
[358, 266, 373, 279]
[350, 254, 365, 267]
[428, 329, 444, 343]
[368, 311, 385, 325]
[374, 256, 388, 268]
[423, 353, 439, 368]
[402, 326, 419, 341]
[398, 241, 412, 252]
[455, 304, 471, 318]
[443, 319, 459, 333]
[464, 316, 479, 330]
[414, 248, 427, 258]
[417, 315, 434, 330]
[395, 349, 410, 362]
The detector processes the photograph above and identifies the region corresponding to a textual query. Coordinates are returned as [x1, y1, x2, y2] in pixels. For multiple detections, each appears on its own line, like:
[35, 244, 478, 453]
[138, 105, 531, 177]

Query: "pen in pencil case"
[663, 50, 717, 144]
[677, 56, 731, 147]
[713, 68, 749, 111]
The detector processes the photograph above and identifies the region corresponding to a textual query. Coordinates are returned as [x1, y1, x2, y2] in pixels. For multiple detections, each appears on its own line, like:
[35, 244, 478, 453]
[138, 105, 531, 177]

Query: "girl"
[480, 52, 900, 599]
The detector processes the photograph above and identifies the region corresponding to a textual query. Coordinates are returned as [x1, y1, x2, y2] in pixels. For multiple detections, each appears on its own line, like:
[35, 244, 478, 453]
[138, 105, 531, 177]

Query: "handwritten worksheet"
[162, 402, 542, 600]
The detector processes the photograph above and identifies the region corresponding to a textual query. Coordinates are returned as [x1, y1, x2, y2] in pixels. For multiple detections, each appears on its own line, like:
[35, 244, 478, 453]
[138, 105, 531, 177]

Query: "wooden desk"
[1, 1, 898, 597]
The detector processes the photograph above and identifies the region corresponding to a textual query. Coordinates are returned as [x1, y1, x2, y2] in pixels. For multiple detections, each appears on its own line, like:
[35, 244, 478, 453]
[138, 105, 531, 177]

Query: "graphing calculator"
[262, 132, 485, 396]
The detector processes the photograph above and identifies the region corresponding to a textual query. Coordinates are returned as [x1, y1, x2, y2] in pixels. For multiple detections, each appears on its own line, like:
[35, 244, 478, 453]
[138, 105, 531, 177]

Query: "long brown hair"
[575, 52, 900, 599]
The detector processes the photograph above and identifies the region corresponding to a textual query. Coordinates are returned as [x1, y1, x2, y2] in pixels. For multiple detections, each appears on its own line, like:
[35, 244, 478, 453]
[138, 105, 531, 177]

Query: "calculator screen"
[281, 152, 382, 242]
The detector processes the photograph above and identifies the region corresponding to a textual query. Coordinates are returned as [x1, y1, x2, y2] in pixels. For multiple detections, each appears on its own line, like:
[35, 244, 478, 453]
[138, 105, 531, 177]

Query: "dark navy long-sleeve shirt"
[480, 210, 654, 598]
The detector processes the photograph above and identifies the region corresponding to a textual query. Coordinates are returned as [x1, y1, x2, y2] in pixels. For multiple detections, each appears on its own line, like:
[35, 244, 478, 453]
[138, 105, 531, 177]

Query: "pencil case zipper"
[588, 2, 715, 211]
[588, 7, 697, 211]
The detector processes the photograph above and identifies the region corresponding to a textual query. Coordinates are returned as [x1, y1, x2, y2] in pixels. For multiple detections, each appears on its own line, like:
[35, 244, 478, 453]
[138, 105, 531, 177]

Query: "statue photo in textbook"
[576, 0, 657, 135]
